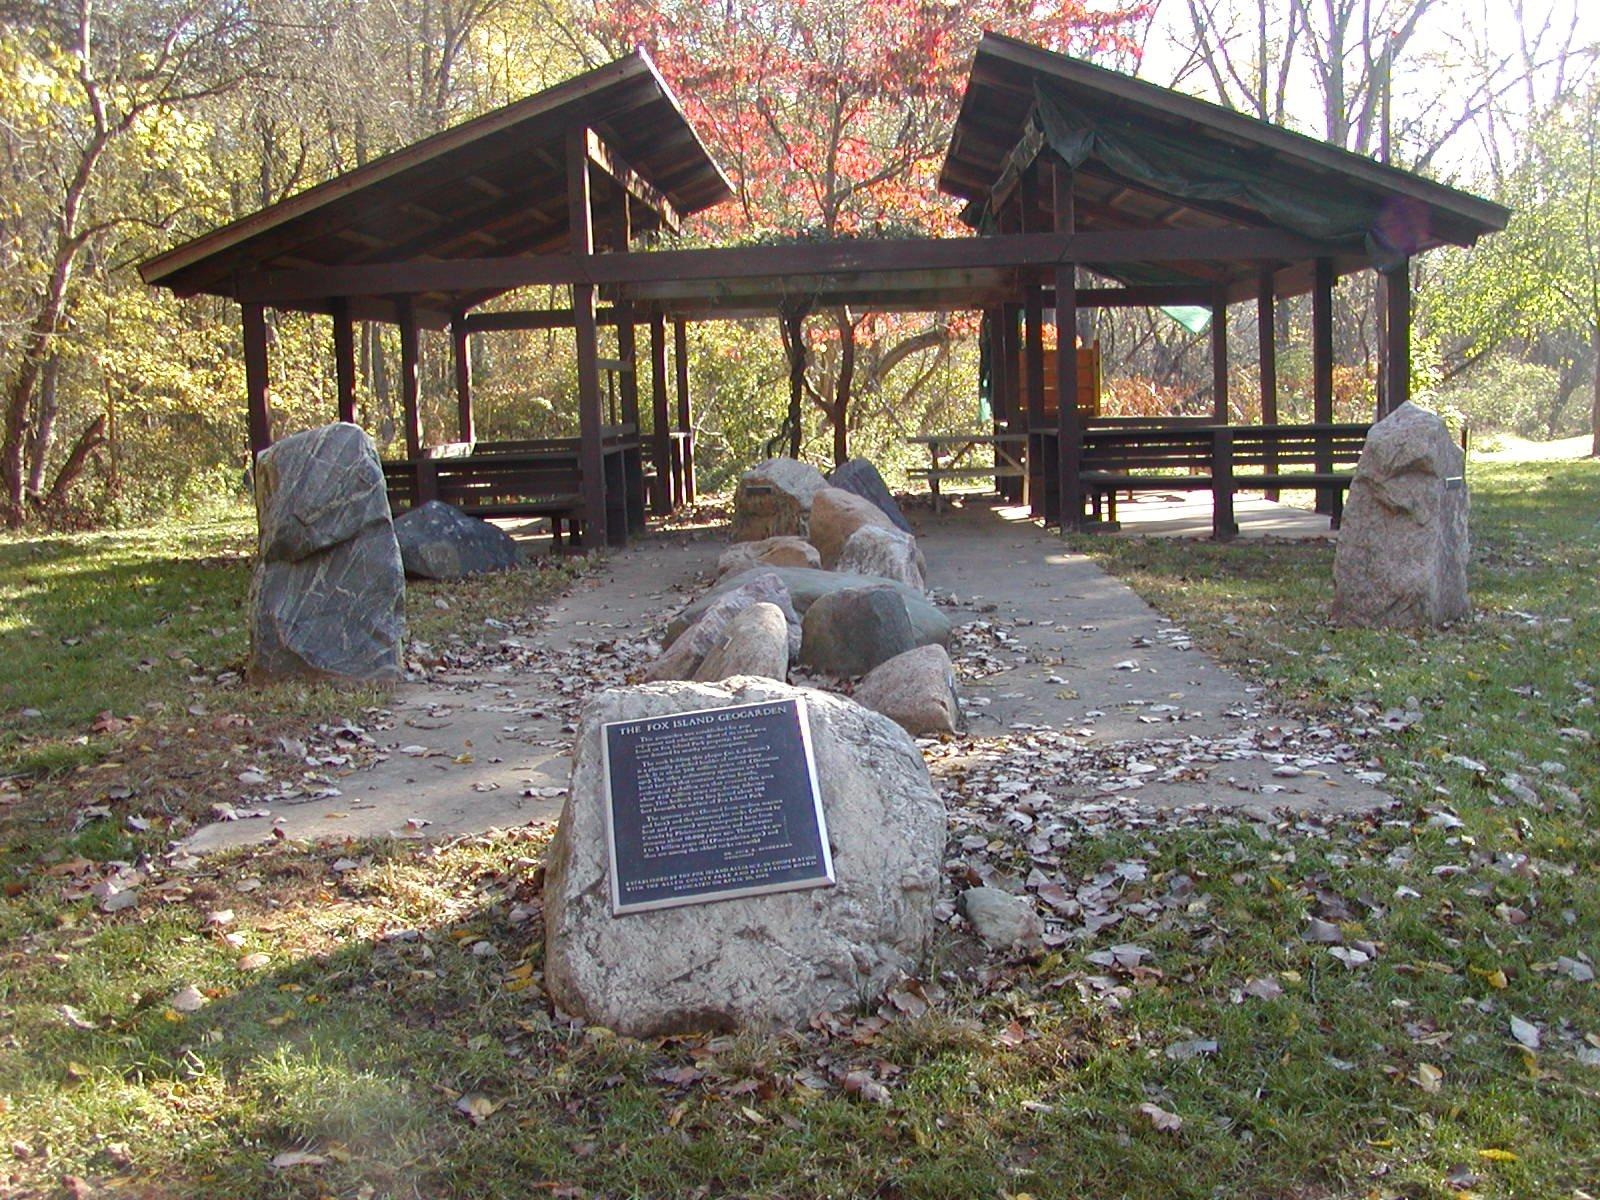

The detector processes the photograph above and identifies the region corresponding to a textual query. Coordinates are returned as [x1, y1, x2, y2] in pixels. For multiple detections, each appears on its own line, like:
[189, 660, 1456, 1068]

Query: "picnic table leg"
[1211, 429, 1239, 541]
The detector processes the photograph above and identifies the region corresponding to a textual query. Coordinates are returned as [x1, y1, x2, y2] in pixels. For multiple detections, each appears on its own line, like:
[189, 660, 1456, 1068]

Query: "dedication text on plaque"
[601, 699, 833, 915]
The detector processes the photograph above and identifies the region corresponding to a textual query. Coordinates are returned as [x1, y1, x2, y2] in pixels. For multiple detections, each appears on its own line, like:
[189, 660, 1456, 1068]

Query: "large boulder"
[828, 458, 912, 533]
[543, 677, 946, 1035]
[853, 644, 962, 735]
[692, 603, 790, 683]
[647, 572, 801, 681]
[672, 566, 951, 651]
[393, 500, 522, 580]
[807, 486, 896, 568]
[800, 585, 918, 677]
[249, 423, 404, 682]
[836, 524, 925, 590]
[731, 458, 829, 542]
[716, 535, 822, 577]
[1333, 403, 1470, 628]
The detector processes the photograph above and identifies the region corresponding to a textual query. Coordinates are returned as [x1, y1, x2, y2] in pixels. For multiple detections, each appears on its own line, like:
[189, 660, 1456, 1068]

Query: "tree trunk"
[1591, 322, 1600, 457]
[831, 312, 856, 467]
[25, 354, 62, 499]
[42, 415, 107, 513]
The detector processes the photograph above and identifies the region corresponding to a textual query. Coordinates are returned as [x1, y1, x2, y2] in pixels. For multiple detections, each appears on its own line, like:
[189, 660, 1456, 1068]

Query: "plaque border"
[600, 697, 835, 916]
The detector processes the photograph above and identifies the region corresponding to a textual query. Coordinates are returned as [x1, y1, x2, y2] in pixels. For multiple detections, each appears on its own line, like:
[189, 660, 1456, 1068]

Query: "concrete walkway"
[185, 500, 1384, 854]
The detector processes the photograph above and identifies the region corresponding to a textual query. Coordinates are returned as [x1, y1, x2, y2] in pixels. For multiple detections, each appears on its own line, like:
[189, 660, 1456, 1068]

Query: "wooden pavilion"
[141, 35, 1508, 544]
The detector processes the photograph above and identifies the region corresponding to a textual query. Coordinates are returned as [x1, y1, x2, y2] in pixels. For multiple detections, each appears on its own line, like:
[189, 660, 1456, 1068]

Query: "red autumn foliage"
[585, 0, 1148, 462]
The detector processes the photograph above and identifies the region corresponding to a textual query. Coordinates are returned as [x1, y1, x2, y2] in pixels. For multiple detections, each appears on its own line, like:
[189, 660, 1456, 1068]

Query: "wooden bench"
[906, 431, 1027, 510]
[1077, 422, 1370, 539]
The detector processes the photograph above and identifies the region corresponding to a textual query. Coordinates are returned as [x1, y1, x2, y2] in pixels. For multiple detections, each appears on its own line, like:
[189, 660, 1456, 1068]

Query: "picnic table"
[906, 431, 1027, 510]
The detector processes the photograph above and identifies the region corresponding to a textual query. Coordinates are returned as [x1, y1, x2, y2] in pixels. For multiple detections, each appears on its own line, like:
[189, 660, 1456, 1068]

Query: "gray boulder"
[648, 572, 801, 681]
[960, 887, 1043, 953]
[249, 423, 404, 682]
[829, 458, 912, 533]
[543, 677, 946, 1035]
[675, 566, 951, 651]
[692, 602, 790, 682]
[1333, 403, 1470, 628]
[716, 535, 822, 577]
[853, 644, 962, 735]
[393, 500, 522, 580]
[836, 524, 925, 590]
[800, 585, 918, 677]
[731, 457, 829, 542]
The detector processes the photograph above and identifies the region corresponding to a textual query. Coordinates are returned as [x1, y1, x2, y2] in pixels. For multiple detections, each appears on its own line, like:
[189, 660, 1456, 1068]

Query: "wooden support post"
[616, 301, 645, 533]
[986, 306, 1016, 500]
[1210, 292, 1229, 423]
[395, 296, 423, 459]
[1051, 159, 1082, 532]
[1020, 166, 1047, 518]
[673, 318, 694, 502]
[452, 315, 474, 443]
[1000, 304, 1023, 502]
[331, 298, 357, 426]
[1257, 270, 1279, 500]
[568, 126, 610, 547]
[242, 302, 271, 458]
[1312, 257, 1335, 513]
[649, 310, 672, 514]
[1384, 259, 1411, 416]
[1211, 428, 1238, 541]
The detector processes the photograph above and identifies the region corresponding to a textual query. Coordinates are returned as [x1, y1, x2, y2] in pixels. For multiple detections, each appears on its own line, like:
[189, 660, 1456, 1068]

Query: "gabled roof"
[940, 33, 1508, 296]
[139, 50, 732, 325]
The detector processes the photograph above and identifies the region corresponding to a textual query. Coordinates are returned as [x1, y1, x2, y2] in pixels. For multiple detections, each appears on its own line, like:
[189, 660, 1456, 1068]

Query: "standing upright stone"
[249, 423, 405, 682]
[731, 458, 829, 542]
[807, 485, 897, 568]
[828, 458, 913, 532]
[1333, 403, 1470, 628]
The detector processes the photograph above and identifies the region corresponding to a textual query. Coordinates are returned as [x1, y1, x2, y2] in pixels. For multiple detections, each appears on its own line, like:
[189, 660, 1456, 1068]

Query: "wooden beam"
[237, 229, 1363, 304]
[569, 126, 609, 545]
[459, 307, 627, 333]
[396, 295, 423, 459]
[1384, 259, 1411, 416]
[452, 315, 474, 442]
[615, 298, 645, 534]
[585, 127, 682, 234]
[1211, 292, 1229, 422]
[242, 302, 271, 457]
[330, 297, 357, 425]
[673, 318, 694, 502]
[649, 311, 672, 513]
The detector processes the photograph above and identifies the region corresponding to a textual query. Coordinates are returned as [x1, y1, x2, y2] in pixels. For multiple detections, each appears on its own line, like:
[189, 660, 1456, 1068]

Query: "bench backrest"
[1079, 422, 1372, 476]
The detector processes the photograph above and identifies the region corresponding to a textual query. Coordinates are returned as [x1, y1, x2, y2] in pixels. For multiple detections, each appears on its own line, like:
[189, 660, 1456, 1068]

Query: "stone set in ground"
[248, 423, 405, 682]
[546, 456, 962, 1033]
[648, 456, 959, 737]
[1333, 402, 1470, 628]
[544, 677, 944, 1036]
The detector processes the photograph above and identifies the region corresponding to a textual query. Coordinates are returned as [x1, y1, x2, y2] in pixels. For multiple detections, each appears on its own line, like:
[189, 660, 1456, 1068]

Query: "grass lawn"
[2, 460, 1598, 1199]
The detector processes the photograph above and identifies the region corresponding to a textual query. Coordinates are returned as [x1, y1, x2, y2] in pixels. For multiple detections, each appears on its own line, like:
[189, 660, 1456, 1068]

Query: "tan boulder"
[692, 602, 791, 682]
[807, 486, 895, 568]
[731, 458, 829, 542]
[716, 536, 822, 577]
[852, 644, 961, 735]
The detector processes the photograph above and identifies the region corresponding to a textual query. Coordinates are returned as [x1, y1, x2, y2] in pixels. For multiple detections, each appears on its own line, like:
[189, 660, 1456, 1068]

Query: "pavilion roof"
[138, 50, 732, 326]
[939, 33, 1509, 299]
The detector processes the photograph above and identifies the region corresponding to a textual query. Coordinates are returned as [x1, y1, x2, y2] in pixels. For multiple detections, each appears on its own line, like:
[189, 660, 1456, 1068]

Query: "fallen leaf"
[269, 1150, 328, 1169]
[454, 1092, 504, 1123]
[169, 985, 208, 1014]
[1509, 1015, 1541, 1050]
[1414, 1063, 1444, 1094]
[1139, 1102, 1183, 1133]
